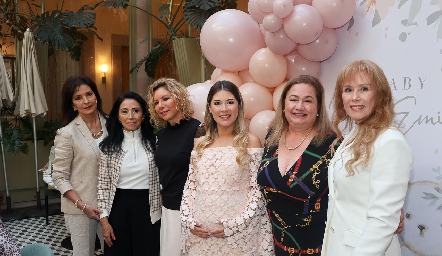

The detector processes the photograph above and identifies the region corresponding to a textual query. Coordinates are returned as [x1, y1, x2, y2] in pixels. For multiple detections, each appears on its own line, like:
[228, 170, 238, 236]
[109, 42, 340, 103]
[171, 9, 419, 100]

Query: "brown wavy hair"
[266, 75, 333, 148]
[146, 78, 194, 129]
[332, 60, 395, 176]
[192, 80, 250, 169]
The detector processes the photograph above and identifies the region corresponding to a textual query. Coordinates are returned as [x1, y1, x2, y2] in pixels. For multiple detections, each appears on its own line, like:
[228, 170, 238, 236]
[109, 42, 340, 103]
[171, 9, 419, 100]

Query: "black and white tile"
[4, 214, 103, 256]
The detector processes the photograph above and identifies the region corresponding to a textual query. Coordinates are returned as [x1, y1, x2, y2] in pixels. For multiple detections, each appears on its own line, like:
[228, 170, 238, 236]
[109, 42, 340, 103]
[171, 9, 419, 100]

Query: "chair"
[21, 243, 54, 256]
[44, 185, 61, 225]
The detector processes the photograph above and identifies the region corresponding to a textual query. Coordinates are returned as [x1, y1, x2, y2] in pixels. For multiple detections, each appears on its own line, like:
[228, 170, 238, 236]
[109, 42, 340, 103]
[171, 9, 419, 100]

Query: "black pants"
[105, 188, 160, 256]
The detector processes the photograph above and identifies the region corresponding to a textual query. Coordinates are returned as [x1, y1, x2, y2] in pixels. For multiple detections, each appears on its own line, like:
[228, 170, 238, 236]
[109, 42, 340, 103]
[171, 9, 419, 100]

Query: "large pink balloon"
[285, 50, 321, 80]
[265, 28, 297, 56]
[312, 0, 356, 28]
[239, 83, 273, 119]
[297, 28, 338, 62]
[257, 0, 275, 13]
[201, 9, 266, 72]
[248, 0, 268, 24]
[272, 82, 286, 110]
[283, 4, 323, 44]
[238, 69, 255, 84]
[249, 48, 287, 88]
[263, 13, 283, 32]
[249, 110, 276, 145]
[187, 82, 212, 122]
[215, 72, 243, 87]
[273, 0, 293, 19]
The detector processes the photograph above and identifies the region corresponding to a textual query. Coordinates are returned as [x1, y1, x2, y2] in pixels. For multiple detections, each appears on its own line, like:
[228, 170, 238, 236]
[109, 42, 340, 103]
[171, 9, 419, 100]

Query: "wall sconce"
[99, 64, 108, 84]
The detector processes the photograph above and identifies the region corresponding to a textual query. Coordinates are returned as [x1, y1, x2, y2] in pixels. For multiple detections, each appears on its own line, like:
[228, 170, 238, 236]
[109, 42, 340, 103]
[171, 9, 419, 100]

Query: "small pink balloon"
[257, 0, 275, 13]
[215, 72, 243, 87]
[265, 28, 297, 56]
[283, 4, 323, 44]
[239, 83, 273, 119]
[272, 81, 287, 110]
[187, 82, 212, 122]
[211, 68, 224, 81]
[259, 24, 267, 37]
[297, 28, 338, 62]
[249, 110, 276, 145]
[273, 0, 293, 19]
[239, 69, 255, 84]
[249, 48, 287, 88]
[285, 50, 321, 80]
[293, 0, 313, 5]
[201, 9, 266, 72]
[248, 0, 268, 24]
[312, 0, 356, 28]
[263, 13, 283, 32]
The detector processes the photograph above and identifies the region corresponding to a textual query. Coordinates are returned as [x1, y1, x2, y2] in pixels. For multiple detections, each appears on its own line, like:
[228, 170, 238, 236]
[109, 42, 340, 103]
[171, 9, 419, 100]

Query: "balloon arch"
[187, 0, 356, 144]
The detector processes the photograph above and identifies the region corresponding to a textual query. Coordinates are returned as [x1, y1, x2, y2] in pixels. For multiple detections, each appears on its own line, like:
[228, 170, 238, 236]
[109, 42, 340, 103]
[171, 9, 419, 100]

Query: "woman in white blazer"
[322, 60, 412, 256]
[52, 75, 107, 256]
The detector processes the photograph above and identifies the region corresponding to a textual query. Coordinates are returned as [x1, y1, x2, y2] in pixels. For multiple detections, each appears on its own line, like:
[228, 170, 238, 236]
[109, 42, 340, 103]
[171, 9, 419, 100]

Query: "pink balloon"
[248, 0, 269, 24]
[211, 68, 224, 81]
[263, 13, 283, 32]
[293, 0, 313, 5]
[283, 4, 323, 44]
[239, 69, 255, 83]
[215, 72, 243, 87]
[297, 28, 338, 62]
[249, 48, 287, 88]
[272, 82, 287, 110]
[265, 28, 297, 56]
[312, 0, 356, 28]
[285, 50, 321, 80]
[187, 82, 212, 122]
[259, 24, 267, 37]
[239, 83, 273, 119]
[249, 110, 276, 145]
[273, 0, 293, 18]
[257, 0, 275, 13]
[201, 9, 266, 72]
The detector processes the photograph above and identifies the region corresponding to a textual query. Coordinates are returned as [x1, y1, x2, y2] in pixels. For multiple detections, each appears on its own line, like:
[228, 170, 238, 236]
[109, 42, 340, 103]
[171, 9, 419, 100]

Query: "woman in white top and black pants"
[97, 92, 161, 255]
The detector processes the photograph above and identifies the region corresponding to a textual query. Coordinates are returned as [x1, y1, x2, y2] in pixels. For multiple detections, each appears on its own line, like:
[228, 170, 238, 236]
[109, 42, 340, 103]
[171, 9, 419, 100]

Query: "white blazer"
[322, 126, 412, 256]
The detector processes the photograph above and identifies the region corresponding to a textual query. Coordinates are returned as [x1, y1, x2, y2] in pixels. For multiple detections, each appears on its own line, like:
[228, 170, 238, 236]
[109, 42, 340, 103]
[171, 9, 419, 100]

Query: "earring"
[96, 100, 98, 104]
[316, 114, 319, 117]
[73, 107, 77, 111]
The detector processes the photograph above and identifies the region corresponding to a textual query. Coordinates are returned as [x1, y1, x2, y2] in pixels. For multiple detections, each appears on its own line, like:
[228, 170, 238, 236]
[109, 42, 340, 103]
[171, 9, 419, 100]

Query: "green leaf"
[63, 9, 96, 28]
[159, 4, 171, 12]
[186, 0, 222, 11]
[144, 42, 168, 78]
[184, 0, 236, 30]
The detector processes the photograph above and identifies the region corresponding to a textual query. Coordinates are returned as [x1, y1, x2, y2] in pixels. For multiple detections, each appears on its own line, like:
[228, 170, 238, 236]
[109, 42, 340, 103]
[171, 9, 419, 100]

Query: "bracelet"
[81, 203, 87, 212]
[74, 199, 81, 209]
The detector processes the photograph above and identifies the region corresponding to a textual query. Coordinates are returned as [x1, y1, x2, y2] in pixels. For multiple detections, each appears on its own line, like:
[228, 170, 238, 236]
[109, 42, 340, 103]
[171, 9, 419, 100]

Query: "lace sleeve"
[180, 155, 198, 252]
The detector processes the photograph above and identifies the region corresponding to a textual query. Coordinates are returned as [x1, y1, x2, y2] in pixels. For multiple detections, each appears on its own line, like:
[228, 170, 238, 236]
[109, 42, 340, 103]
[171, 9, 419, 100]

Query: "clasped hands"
[190, 221, 225, 239]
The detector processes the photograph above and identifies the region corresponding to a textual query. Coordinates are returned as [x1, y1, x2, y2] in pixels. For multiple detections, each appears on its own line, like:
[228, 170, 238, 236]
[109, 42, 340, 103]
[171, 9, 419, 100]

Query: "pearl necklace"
[91, 130, 103, 138]
[283, 129, 313, 151]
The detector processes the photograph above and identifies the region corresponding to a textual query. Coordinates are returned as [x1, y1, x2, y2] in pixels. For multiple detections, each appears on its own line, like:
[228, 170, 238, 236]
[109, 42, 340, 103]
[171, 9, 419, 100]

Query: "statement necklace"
[283, 128, 312, 151]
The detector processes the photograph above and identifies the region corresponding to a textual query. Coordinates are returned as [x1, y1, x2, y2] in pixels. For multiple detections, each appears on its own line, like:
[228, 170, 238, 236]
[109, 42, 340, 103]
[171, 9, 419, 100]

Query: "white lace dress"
[181, 147, 274, 256]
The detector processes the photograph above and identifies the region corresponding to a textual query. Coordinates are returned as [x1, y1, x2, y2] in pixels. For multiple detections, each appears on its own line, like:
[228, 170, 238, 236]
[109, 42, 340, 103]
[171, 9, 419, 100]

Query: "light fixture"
[99, 64, 108, 84]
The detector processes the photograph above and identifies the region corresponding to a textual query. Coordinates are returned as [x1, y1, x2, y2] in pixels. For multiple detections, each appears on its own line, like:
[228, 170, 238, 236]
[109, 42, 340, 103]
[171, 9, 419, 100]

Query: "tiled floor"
[4, 214, 103, 256]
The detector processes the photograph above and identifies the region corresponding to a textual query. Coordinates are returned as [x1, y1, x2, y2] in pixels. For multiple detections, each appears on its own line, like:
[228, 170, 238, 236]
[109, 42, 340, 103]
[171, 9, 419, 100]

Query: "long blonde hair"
[266, 75, 333, 148]
[146, 78, 194, 129]
[332, 60, 395, 176]
[192, 81, 250, 169]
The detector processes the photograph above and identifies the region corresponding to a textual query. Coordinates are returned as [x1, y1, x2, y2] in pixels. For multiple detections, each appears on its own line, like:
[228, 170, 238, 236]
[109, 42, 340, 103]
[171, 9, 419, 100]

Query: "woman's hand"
[100, 217, 116, 247]
[83, 205, 101, 221]
[190, 221, 211, 239]
[211, 221, 225, 238]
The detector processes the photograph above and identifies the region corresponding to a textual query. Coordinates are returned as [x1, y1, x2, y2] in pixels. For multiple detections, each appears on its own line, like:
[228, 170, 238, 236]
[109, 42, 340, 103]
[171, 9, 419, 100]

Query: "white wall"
[321, 1, 442, 255]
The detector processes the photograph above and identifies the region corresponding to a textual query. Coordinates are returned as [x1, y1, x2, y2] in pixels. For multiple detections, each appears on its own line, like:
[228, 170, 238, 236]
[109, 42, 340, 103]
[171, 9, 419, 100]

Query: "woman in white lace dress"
[180, 80, 273, 256]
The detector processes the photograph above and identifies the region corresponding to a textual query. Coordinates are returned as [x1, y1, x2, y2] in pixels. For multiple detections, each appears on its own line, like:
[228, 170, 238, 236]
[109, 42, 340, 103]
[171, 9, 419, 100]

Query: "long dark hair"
[100, 91, 156, 153]
[61, 75, 105, 126]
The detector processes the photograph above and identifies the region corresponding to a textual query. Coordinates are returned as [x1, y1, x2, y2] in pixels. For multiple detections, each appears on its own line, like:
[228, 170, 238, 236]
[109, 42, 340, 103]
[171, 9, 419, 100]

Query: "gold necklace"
[283, 129, 312, 151]
[91, 130, 103, 138]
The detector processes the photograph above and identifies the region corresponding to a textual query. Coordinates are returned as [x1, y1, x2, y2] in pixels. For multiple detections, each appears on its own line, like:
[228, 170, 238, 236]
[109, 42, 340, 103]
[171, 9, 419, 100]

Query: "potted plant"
[125, 0, 237, 79]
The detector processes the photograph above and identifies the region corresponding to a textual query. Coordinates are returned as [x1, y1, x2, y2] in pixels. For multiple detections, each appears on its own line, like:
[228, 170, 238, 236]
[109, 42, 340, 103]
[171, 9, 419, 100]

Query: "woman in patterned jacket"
[97, 92, 161, 255]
